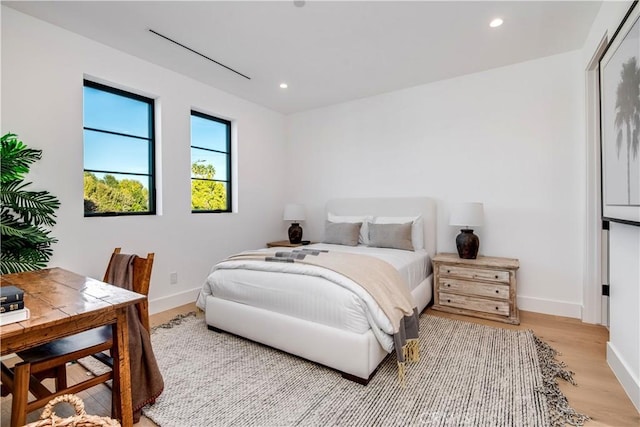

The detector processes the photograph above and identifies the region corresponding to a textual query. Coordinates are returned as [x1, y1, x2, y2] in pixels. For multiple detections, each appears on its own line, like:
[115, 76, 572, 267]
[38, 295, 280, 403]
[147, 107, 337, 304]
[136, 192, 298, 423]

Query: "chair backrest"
[103, 247, 155, 332]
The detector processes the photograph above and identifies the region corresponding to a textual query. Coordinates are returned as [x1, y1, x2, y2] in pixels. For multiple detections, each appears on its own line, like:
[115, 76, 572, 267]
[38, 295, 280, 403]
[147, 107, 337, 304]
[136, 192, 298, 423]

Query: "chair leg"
[11, 363, 30, 427]
[55, 365, 68, 390]
[1, 363, 15, 397]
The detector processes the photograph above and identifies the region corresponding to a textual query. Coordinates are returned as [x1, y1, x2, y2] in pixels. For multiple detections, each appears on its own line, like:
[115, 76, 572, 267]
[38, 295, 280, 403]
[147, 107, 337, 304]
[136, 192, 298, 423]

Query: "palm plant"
[614, 57, 640, 204]
[1, 133, 60, 274]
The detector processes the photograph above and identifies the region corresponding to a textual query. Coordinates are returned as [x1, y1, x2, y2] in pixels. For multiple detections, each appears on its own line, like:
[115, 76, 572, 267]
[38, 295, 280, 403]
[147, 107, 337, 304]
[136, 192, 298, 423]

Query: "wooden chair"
[0, 248, 154, 427]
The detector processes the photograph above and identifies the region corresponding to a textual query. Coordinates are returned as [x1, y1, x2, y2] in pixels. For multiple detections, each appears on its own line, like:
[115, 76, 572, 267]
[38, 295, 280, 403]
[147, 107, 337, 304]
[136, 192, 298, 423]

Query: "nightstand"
[266, 240, 305, 248]
[432, 253, 520, 325]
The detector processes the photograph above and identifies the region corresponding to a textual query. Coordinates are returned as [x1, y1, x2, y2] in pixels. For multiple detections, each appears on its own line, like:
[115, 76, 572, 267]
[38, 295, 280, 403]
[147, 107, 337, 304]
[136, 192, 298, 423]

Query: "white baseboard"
[517, 295, 582, 319]
[607, 342, 640, 412]
[149, 287, 200, 315]
[151, 292, 584, 320]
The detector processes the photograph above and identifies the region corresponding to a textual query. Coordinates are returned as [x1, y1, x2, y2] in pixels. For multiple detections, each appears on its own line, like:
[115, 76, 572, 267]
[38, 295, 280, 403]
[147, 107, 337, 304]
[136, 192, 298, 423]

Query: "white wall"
[608, 223, 640, 411]
[582, 0, 640, 412]
[1, 7, 288, 312]
[286, 51, 586, 318]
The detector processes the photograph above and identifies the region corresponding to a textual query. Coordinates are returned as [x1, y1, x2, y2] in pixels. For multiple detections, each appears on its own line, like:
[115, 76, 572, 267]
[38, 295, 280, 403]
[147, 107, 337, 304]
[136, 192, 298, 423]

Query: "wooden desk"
[0, 268, 145, 427]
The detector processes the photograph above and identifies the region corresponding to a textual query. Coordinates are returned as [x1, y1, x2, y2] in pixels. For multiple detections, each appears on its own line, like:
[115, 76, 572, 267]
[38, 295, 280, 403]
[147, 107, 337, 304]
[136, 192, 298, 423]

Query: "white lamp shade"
[449, 202, 484, 228]
[283, 203, 306, 221]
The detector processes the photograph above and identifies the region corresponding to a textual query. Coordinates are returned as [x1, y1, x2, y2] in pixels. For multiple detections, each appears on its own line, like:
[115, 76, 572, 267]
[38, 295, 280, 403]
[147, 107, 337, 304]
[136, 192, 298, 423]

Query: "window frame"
[190, 110, 232, 214]
[83, 79, 156, 217]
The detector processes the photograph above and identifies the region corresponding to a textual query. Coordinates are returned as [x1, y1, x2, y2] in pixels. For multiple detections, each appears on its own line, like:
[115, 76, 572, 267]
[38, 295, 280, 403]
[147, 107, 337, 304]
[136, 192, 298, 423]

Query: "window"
[83, 80, 155, 216]
[190, 111, 232, 212]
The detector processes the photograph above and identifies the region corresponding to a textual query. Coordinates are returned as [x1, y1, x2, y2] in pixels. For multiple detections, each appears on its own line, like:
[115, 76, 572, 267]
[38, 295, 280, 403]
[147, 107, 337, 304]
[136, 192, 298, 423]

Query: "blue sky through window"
[84, 86, 150, 137]
[83, 84, 152, 189]
[83, 130, 149, 174]
[191, 114, 229, 181]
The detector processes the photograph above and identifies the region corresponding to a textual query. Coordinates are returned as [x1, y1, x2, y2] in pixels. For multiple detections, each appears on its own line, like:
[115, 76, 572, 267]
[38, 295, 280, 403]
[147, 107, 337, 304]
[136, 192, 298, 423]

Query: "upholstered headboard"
[325, 197, 437, 256]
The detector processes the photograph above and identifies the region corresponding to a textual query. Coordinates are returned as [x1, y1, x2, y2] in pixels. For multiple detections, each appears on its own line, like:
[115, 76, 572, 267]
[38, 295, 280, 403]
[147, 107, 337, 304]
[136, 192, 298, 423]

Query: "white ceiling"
[4, 1, 602, 114]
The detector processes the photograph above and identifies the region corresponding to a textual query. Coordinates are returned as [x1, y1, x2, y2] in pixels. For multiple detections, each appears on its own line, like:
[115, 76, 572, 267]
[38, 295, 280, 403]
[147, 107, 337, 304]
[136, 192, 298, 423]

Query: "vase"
[288, 223, 303, 244]
[456, 229, 479, 259]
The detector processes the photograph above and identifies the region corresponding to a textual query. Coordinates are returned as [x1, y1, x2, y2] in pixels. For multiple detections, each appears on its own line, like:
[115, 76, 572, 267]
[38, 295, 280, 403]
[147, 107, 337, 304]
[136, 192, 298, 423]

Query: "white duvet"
[196, 243, 430, 352]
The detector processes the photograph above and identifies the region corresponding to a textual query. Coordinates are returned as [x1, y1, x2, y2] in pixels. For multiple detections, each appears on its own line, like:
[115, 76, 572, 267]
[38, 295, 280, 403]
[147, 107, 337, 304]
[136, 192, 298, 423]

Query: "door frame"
[583, 33, 609, 325]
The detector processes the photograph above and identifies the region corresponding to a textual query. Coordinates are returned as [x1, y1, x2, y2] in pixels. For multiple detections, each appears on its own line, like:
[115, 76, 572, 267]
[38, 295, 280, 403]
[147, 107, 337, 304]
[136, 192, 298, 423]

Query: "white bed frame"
[204, 197, 437, 384]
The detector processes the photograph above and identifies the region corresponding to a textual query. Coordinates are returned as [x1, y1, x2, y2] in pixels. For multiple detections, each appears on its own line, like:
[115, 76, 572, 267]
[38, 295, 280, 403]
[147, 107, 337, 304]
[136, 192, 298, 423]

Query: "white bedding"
[196, 243, 431, 352]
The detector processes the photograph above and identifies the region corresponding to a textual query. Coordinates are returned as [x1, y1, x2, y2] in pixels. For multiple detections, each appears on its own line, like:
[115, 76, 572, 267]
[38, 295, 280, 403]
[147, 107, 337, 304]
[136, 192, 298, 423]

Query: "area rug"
[80, 313, 588, 427]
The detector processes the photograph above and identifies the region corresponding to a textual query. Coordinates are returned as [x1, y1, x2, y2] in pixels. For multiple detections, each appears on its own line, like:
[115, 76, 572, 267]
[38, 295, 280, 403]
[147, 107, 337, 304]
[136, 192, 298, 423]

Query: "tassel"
[406, 339, 420, 362]
[397, 361, 406, 388]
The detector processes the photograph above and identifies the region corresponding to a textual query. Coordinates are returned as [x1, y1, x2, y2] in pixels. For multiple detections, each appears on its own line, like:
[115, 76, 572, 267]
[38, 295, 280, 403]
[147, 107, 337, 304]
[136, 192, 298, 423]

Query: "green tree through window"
[84, 172, 149, 213]
[191, 161, 227, 210]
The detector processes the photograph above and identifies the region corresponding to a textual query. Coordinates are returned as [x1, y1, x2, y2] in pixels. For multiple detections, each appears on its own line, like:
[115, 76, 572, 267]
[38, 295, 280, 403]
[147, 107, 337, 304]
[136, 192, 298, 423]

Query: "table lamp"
[449, 202, 484, 259]
[283, 203, 306, 244]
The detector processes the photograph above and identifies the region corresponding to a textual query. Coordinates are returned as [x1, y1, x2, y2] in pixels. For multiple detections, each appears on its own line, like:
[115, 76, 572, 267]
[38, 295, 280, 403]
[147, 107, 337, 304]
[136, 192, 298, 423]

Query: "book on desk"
[1, 300, 25, 313]
[0, 285, 24, 304]
[0, 285, 29, 325]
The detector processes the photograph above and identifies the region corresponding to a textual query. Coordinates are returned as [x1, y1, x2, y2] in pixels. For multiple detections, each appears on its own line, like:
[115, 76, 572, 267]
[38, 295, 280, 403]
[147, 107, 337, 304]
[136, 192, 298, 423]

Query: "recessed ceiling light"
[280, 83, 288, 89]
[490, 18, 504, 28]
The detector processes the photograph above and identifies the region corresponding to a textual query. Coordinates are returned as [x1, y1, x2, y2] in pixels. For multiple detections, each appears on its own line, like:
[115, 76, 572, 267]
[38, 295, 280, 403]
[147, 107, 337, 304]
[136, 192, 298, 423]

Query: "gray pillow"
[368, 222, 414, 251]
[323, 222, 362, 246]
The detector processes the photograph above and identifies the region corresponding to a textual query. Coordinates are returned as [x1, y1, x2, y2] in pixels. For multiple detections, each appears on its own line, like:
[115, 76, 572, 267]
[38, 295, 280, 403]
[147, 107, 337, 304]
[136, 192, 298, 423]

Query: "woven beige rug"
[80, 313, 588, 427]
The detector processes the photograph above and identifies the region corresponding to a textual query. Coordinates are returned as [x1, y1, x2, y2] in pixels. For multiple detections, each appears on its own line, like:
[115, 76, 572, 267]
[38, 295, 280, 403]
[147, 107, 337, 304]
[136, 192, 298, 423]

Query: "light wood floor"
[2, 304, 638, 426]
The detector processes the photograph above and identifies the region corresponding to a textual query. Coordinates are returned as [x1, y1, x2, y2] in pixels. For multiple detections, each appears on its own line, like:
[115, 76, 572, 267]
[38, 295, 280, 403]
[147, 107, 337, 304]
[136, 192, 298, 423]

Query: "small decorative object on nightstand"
[432, 253, 520, 324]
[449, 202, 484, 259]
[283, 203, 306, 244]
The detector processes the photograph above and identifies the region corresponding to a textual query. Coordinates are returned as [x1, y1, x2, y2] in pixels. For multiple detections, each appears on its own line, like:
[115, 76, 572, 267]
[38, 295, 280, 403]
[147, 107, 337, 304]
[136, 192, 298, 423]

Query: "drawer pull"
[495, 290, 499, 294]
[446, 269, 451, 273]
[446, 283, 451, 287]
[495, 307, 499, 310]
[495, 275, 499, 279]
[447, 299, 451, 303]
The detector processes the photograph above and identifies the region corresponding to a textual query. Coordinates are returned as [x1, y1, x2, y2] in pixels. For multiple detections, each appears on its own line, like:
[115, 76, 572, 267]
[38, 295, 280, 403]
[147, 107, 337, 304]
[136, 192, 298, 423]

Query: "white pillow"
[328, 213, 373, 245]
[372, 215, 424, 250]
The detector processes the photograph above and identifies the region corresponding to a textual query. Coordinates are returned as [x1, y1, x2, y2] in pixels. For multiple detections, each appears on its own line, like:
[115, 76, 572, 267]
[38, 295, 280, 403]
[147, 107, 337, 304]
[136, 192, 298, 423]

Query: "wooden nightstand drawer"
[439, 278, 510, 299]
[432, 253, 520, 325]
[439, 265, 510, 283]
[439, 292, 510, 316]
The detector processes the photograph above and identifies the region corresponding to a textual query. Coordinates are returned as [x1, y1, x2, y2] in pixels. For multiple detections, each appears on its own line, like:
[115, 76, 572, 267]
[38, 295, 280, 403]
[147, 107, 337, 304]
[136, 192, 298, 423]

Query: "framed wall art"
[600, 0, 640, 226]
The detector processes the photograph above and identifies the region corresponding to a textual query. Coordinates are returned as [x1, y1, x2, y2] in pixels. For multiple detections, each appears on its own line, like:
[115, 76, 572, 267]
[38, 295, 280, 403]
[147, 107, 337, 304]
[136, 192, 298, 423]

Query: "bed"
[196, 197, 437, 384]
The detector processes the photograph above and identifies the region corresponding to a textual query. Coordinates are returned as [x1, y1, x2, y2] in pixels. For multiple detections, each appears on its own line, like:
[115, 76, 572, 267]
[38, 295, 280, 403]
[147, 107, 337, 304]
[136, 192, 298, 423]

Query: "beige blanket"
[228, 249, 420, 382]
